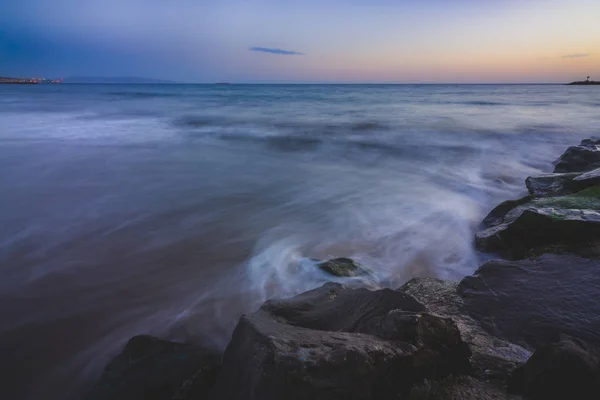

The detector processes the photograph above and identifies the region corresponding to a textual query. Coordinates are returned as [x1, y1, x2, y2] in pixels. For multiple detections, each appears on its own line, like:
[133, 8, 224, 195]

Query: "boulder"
[580, 138, 600, 147]
[554, 140, 600, 173]
[481, 195, 532, 228]
[215, 282, 471, 400]
[407, 376, 523, 400]
[525, 172, 581, 196]
[475, 187, 600, 257]
[400, 278, 530, 382]
[87, 335, 221, 400]
[573, 167, 600, 185]
[525, 169, 600, 197]
[458, 254, 600, 349]
[316, 257, 369, 277]
[509, 336, 600, 400]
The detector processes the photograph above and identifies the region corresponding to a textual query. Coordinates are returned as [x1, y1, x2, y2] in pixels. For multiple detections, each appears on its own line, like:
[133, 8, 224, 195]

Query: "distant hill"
[63, 76, 177, 84]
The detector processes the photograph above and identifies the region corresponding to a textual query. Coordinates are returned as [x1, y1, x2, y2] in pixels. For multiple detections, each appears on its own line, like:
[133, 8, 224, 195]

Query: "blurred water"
[0, 84, 599, 399]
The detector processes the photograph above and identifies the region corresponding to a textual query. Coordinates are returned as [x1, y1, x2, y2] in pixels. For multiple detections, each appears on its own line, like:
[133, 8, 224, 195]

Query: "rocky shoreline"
[88, 139, 600, 400]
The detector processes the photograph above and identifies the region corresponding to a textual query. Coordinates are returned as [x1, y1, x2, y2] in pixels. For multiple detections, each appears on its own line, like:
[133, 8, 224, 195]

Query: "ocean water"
[1, 84, 599, 399]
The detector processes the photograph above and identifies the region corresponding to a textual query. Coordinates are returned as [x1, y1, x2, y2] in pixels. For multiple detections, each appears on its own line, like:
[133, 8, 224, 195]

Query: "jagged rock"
[580, 138, 600, 147]
[554, 139, 600, 173]
[407, 376, 523, 400]
[509, 336, 600, 400]
[215, 282, 471, 400]
[481, 195, 533, 228]
[573, 167, 600, 185]
[525, 169, 600, 197]
[87, 335, 220, 400]
[458, 255, 600, 349]
[400, 278, 530, 383]
[475, 187, 600, 257]
[316, 257, 369, 277]
[261, 281, 427, 332]
[525, 172, 581, 196]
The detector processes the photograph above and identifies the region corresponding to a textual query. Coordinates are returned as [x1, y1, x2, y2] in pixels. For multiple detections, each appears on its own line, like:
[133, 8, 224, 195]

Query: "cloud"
[561, 53, 590, 59]
[249, 47, 303, 55]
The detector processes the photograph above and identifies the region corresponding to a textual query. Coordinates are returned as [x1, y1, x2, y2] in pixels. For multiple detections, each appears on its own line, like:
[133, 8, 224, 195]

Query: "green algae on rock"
[316, 257, 370, 277]
[532, 186, 600, 210]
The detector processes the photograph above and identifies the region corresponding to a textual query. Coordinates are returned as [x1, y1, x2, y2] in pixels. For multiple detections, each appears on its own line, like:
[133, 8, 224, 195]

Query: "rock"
[580, 138, 600, 147]
[316, 257, 369, 277]
[262, 281, 426, 332]
[215, 282, 471, 400]
[573, 167, 600, 185]
[407, 376, 523, 400]
[87, 335, 221, 400]
[458, 254, 600, 349]
[475, 188, 600, 257]
[400, 278, 530, 383]
[525, 172, 581, 196]
[481, 195, 533, 228]
[508, 335, 600, 400]
[554, 141, 600, 173]
[525, 169, 600, 197]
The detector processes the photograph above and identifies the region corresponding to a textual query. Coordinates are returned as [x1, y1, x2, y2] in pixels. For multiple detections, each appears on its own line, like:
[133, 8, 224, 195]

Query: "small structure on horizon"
[567, 76, 599, 85]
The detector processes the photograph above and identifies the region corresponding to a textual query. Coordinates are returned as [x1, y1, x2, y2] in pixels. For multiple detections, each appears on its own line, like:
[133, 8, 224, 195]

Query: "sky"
[1, 0, 599, 83]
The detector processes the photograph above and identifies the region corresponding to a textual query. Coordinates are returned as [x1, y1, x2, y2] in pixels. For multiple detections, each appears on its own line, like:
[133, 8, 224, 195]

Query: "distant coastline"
[0, 77, 61, 84]
[63, 76, 176, 84]
[567, 81, 600, 85]
[567, 77, 599, 85]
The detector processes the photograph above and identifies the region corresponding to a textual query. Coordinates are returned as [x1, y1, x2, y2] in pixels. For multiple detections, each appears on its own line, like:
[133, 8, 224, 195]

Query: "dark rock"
[216, 283, 471, 400]
[525, 169, 600, 197]
[573, 167, 600, 185]
[580, 138, 600, 147]
[554, 143, 600, 173]
[400, 278, 530, 382]
[475, 190, 600, 257]
[481, 195, 533, 228]
[87, 335, 221, 400]
[525, 172, 580, 196]
[458, 254, 600, 349]
[316, 257, 369, 277]
[407, 376, 522, 400]
[262, 282, 426, 332]
[508, 336, 600, 400]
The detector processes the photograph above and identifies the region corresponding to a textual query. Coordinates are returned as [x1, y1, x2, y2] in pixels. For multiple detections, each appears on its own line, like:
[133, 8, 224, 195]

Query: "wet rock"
[475, 190, 600, 257]
[458, 254, 600, 349]
[525, 169, 600, 197]
[481, 195, 533, 228]
[554, 141, 600, 173]
[215, 282, 471, 400]
[407, 376, 522, 400]
[525, 172, 580, 196]
[573, 167, 600, 185]
[509, 335, 600, 400]
[316, 257, 369, 277]
[87, 335, 221, 400]
[400, 278, 530, 382]
[262, 281, 426, 332]
[580, 137, 600, 147]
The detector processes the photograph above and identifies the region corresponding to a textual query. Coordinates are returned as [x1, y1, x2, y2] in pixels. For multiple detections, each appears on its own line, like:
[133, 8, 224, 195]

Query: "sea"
[1, 84, 599, 399]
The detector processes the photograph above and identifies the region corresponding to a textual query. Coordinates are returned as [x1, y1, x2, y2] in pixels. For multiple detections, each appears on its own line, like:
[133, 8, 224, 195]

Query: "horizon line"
[58, 82, 573, 85]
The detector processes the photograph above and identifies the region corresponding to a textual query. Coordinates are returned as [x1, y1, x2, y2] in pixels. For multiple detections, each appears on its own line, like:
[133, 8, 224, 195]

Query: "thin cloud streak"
[250, 47, 304, 55]
[561, 53, 590, 59]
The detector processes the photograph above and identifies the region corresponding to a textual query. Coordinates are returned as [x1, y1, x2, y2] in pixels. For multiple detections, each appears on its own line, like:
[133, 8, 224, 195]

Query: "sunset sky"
[1, 0, 599, 83]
